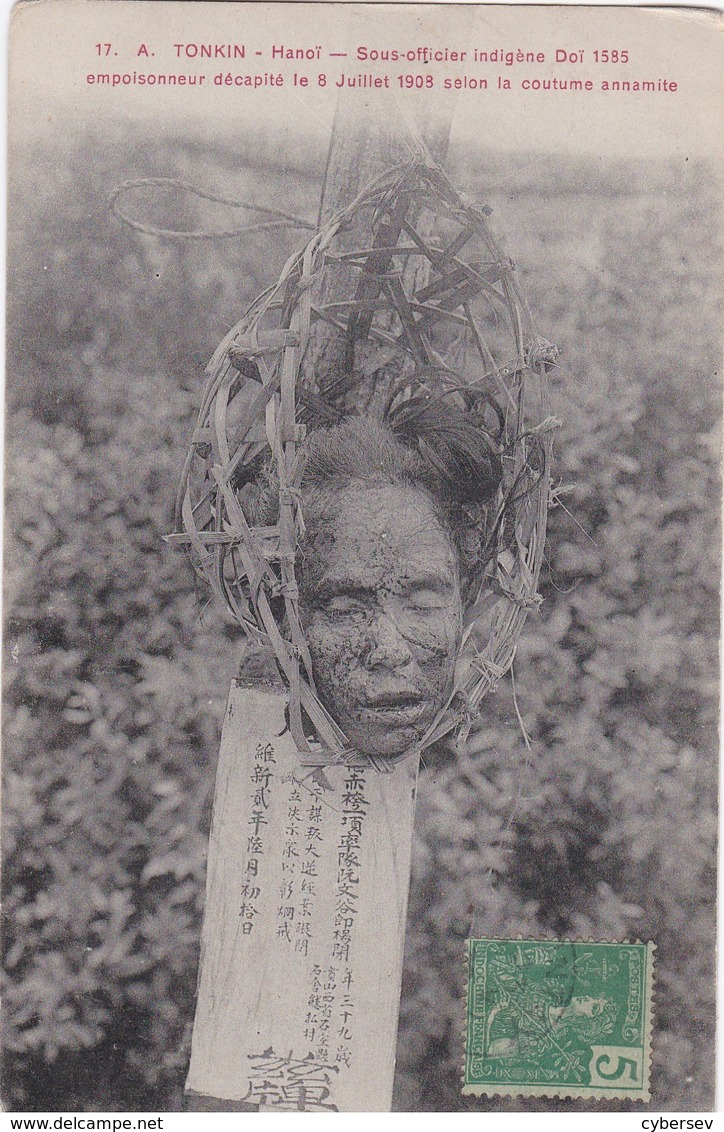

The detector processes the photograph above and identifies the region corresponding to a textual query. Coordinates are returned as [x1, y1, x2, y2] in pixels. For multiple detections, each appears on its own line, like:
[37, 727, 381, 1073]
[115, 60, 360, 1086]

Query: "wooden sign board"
[186, 681, 420, 1111]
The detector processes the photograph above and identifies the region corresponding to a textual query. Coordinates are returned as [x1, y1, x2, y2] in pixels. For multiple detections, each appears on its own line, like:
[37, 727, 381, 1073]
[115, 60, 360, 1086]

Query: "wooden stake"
[186, 683, 419, 1111]
[187, 91, 456, 1112]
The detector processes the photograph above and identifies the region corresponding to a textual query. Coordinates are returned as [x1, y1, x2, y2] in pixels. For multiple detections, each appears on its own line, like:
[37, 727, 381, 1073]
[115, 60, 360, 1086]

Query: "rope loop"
[110, 177, 316, 241]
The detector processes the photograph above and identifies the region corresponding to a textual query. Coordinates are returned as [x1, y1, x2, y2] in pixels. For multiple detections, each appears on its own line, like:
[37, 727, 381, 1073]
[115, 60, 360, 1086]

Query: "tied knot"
[279, 486, 303, 508]
[297, 273, 313, 291]
[275, 581, 299, 600]
[471, 657, 507, 683]
[502, 589, 542, 612]
[526, 336, 560, 372]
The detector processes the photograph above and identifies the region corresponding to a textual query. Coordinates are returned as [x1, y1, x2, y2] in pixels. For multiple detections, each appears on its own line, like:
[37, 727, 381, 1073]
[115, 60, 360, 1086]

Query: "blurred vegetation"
[3, 122, 720, 1111]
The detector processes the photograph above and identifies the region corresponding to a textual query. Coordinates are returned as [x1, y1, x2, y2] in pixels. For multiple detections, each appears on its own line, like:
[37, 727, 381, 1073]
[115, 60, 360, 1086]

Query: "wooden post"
[185, 682, 419, 1111]
[300, 91, 453, 408]
[186, 92, 456, 1112]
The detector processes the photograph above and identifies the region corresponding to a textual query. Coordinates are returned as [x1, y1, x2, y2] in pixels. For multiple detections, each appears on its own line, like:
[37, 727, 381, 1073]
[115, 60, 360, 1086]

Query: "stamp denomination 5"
[463, 939, 654, 1101]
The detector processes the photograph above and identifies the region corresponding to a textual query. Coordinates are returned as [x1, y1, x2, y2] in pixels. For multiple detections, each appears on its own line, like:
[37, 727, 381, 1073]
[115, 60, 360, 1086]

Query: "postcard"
[4, 0, 721, 1115]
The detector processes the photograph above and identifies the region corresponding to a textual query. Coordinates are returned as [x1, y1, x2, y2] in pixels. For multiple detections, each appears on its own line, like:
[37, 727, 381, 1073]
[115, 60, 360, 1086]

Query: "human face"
[561, 996, 607, 1020]
[298, 482, 463, 758]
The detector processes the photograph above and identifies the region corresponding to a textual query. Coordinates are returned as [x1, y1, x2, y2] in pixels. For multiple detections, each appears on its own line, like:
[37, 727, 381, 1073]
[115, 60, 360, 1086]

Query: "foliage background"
[3, 121, 720, 1111]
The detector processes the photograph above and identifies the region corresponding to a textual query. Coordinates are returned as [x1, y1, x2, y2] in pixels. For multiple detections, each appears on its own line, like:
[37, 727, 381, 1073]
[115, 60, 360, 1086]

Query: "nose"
[364, 611, 413, 670]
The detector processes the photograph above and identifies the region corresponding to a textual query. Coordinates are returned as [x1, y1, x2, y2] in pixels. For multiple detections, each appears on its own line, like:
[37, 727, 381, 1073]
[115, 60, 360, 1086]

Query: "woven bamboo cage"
[168, 158, 559, 767]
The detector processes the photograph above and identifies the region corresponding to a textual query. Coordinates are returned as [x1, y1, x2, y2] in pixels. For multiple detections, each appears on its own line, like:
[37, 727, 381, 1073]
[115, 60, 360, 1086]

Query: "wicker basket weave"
[169, 158, 558, 766]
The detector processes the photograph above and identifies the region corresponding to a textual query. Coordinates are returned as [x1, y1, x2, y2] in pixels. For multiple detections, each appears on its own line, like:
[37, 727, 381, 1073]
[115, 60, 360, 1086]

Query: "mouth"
[363, 691, 427, 725]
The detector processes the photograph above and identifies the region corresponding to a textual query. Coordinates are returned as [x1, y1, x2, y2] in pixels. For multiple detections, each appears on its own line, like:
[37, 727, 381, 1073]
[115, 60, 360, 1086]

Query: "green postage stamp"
[463, 939, 655, 1101]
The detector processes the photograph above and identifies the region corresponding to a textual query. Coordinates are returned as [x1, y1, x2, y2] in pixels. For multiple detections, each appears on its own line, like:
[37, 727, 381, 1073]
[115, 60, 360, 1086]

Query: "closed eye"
[325, 597, 370, 620]
[406, 589, 448, 612]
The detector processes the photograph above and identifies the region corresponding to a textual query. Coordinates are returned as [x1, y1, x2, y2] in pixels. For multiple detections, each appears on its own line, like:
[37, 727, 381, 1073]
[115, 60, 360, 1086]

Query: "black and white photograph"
[3, 0, 722, 1116]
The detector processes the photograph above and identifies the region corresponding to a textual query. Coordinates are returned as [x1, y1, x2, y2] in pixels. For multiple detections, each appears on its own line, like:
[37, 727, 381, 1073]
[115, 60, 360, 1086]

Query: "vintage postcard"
[4, 0, 721, 1115]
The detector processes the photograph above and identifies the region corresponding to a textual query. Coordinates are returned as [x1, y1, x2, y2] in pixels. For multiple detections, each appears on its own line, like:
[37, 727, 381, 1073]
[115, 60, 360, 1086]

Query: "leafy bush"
[3, 126, 719, 1111]
[395, 155, 720, 1111]
[4, 126, 320, 1109]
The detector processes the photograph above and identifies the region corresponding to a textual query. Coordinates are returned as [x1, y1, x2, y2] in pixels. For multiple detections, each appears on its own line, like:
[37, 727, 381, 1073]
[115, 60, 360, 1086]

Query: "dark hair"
[297, 403, 502, 600]
[237, 378, 504, 603]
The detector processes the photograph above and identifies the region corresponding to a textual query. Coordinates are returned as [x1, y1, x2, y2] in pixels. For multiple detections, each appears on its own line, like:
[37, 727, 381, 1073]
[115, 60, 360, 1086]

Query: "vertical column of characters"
[331, 767, 370, 1068]
[295, 782, 324, 958]
[277, 776, 303, 944]
[240, 740, 277, 934]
